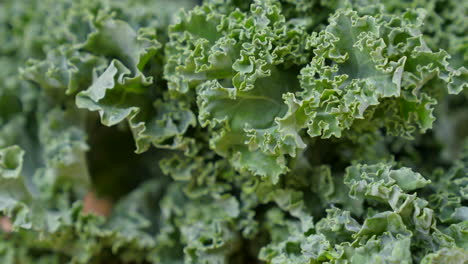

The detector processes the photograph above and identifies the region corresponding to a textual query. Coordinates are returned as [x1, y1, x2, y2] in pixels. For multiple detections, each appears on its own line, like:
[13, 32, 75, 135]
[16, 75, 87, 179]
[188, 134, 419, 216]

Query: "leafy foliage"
[0, 0, 466, 263]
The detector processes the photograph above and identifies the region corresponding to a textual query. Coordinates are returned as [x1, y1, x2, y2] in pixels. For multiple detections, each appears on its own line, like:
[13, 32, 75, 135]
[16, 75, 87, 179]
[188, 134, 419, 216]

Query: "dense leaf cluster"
[0, 0, 466, 263]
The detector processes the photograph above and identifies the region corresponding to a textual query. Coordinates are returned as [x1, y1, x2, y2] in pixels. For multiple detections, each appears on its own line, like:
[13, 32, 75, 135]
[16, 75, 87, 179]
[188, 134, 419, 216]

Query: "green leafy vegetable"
[0, 0, 466, 263]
